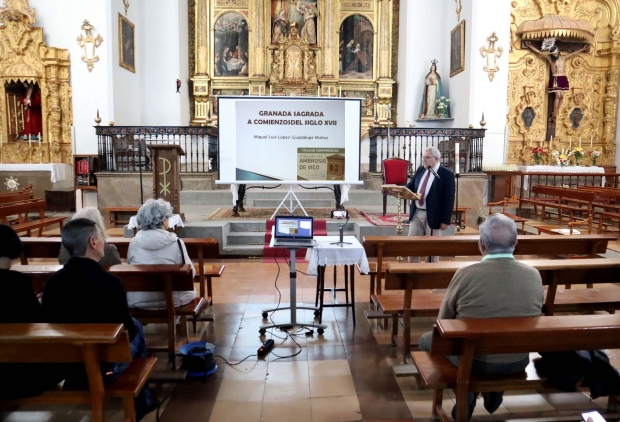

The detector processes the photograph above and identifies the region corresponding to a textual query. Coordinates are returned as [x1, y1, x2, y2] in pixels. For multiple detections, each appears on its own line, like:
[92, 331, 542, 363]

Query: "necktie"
[418, 170, 432, 207]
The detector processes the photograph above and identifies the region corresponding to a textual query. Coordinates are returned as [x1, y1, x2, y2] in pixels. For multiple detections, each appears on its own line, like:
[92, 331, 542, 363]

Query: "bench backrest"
[363, 235, 612, 259]
[12, 264, 194, 294]
[532, 184, 597, 203]
[0, 199, 46, 220]
[20, 237, 220, 262]
[0, 323, 131, 363]
[430, 314, 620, 357]
[384, 258, 620, 290]
[0, 191, 33, 205]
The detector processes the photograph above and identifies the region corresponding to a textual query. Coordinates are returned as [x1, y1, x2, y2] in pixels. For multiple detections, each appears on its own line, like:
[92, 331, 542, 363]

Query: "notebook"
[272, 216, 315, 248]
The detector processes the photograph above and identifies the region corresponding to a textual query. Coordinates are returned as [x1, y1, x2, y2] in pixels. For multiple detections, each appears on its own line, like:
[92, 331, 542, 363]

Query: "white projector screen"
[217, 96, 362, 185]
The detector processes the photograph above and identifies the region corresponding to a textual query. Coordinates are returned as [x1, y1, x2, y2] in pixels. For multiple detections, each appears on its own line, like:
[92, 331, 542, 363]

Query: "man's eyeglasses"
[422, 156, 434, 160]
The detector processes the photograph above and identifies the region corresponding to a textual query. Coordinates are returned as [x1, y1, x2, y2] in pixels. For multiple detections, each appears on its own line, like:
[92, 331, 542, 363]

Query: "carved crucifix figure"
[525, 39, 588, 123]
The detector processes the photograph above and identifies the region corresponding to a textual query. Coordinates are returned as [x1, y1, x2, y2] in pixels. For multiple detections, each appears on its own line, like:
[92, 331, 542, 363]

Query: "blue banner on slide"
[236, 168, 281, 181]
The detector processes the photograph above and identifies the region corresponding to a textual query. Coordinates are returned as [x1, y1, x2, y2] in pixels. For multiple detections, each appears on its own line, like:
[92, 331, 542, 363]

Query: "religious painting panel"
[343, 90, 374, 116]
[570, 108, 583, 129]
[213, 12, 249, 77]
[522, 107, 535, 128]
[270, 0, 318, 45]
[339, 15, 373, 79]
[119, 14, 135, 73]
[450, 20, 465, 77]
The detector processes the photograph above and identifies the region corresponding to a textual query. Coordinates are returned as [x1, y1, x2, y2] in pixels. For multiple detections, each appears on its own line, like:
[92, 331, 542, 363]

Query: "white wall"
[30, 0, 112, 155]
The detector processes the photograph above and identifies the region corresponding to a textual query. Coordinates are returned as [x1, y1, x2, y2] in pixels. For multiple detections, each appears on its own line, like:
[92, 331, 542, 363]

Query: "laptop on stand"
[272, 216, 315, 248]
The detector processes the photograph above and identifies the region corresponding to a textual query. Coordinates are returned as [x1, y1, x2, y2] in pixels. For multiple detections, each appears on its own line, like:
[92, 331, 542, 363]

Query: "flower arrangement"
[552, 148, 572, 167]
[436, 97, 450, 117]
[529, 146, 548, 165]
[589, 150, 601, 166]
[571, 146, 584, 166]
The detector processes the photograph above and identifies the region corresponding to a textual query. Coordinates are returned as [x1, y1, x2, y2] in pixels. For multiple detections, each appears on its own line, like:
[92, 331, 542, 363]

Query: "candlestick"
[569, 137, 572, 149]
[38, 133, 41, 163]
[339, 86, 342, 97]
[28, 134, 32, 164]
[328, 87, 331, 98]
[317, 86, 320, 97]
[270, 85, 272, 96]
[387, 125, 390, 145]
[455, 143, 460, 174]
[590, 135, 593, 148]
[579, 137, 582, 147]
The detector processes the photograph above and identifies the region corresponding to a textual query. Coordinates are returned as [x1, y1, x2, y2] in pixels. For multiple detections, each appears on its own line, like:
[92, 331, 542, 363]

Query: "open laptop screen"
[274, 216, 314, 239]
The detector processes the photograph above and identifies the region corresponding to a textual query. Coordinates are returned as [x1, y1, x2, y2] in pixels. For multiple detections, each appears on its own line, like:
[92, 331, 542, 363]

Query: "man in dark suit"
[406, 147, 455, 262]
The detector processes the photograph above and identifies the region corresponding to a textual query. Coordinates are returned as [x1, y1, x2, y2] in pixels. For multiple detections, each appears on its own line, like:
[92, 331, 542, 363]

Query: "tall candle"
[28, 134, 32, 164]
[339, 86, 342, 97]
[328, 87, 331, 98]
[270, 85, 272, 96]
[569, 137, 572, 149]
[38, 133, 41, 163]
[455, 143, 460, 174]
[530, 135, 532, 147]
[317, 86, 320, 97]
[550, 135, 553, 150]
[579, 137, 582, 147]
[590, 135, 593, 148]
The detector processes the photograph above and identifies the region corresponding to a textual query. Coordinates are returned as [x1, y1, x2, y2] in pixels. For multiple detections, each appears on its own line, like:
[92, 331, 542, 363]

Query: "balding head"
[478, 214, 518, 255]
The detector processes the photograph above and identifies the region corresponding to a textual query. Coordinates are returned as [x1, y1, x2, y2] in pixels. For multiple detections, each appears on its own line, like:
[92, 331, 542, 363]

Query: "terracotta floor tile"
[310, 396, 362, 422]
[209, 400, 262, 422]
[261, 399, 312, 422]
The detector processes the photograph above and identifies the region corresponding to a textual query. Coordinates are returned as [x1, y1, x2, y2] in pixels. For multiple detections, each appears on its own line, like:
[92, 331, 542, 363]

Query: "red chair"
[382, 157, 410, 216]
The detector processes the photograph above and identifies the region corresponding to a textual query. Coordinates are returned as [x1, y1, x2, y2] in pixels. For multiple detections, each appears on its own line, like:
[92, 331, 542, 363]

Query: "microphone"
[428, 166, 440, 179]
[337, 215, 350, 247]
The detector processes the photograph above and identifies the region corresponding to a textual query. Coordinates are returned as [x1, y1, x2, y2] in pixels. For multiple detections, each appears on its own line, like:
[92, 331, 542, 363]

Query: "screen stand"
[270, 185, 308, 220]
[259, 247, 327, 335]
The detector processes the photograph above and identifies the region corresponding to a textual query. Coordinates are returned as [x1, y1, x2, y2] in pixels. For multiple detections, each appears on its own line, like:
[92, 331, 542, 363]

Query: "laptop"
[272, 216, 315, 248]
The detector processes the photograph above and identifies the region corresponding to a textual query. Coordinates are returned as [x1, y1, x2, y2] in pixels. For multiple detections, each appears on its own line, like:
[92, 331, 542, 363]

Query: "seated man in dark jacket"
[0, 224, 59, 399]
[41, 218, 154, 420]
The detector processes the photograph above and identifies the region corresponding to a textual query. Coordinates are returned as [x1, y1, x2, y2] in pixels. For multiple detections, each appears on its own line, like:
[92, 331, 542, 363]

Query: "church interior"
[3, 0, 620, 421]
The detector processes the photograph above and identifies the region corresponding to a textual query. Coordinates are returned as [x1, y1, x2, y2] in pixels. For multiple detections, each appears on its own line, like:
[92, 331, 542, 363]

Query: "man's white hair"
[425, 147, 441, 159]
[479, 213, 518, 254]
[71, 207, 108, 240]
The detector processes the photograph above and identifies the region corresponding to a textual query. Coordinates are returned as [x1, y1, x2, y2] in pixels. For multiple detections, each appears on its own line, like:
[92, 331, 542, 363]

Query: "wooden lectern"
[148, 144, 185, 218]
[382, 184, 420, 236]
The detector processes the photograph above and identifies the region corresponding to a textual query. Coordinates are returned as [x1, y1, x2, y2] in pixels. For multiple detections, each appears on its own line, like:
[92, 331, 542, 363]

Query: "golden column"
[249, 0, 267, 95]
[321, 0, 335, 78]
[191, 0, 211, 124]
[603, 69, 619, 164]
[376, 0, 394, 122]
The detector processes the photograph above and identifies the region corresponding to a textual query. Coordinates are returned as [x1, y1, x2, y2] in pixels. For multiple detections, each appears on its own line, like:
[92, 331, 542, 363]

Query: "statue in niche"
[272, 9, 288, 44]
[19, 81, 42, 139]
[419, 60, 445, 119]
[295, 0, 317, 44]
[525, 38, 588, 123]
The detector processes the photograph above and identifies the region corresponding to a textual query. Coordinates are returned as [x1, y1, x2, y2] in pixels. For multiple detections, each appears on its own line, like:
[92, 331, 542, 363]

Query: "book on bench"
[381, 185, 420, 201]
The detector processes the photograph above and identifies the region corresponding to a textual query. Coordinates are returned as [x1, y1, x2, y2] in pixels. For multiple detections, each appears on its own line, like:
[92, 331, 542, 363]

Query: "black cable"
[156, 385, 178, 422]
[214, 353, 258, 366]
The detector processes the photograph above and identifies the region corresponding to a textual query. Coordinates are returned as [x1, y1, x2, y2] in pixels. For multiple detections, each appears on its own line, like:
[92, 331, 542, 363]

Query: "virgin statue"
[297, 1, 317, 44]
[419, 60, 446, 119]
[272, 9, 288, 44]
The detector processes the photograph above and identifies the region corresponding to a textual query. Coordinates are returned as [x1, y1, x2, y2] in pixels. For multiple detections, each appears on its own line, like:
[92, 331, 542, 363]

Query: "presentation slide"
[217, 96, 362, 184]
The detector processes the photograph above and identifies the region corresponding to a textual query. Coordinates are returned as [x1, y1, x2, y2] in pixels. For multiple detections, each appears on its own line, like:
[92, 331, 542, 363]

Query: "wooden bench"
[14, 264, 204, 362]
[382, 258, 620, 362]
[412, 314, 620, 421]
[0, 199, 65, 236]
[20, 236, 223, 307]
[361, 234, 613, 303]
[103, 206, 140, 227]
[487, 198, 528, 232]
[519, 184, 596, 223]
[0, 183, 33, 205]
[0, 323, 156, 422]
[597, 210, 620, 235]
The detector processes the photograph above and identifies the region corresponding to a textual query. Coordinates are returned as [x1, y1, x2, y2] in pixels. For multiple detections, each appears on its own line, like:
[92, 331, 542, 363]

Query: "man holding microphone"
[406, 147, 455, 262]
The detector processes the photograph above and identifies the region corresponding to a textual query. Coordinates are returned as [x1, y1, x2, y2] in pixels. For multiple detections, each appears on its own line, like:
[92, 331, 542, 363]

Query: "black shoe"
[136, 399, 159, 421]
[482, 391, 504, 414]
[451, 392, 477, 420]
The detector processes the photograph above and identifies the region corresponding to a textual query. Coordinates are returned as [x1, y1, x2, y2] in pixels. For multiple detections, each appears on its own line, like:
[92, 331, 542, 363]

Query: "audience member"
[58, 207, 121, 265]
[41, 219, 154, 419]
[127, 198, 196, 309]
[0, 224, 57, 399]
[418, 213, 544, 420]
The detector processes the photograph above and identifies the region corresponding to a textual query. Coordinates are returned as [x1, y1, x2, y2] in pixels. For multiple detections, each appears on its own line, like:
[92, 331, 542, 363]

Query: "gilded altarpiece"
[189, 0, 398, 137]
[0, 0, 72, 164]
[508, 0, 619, 166]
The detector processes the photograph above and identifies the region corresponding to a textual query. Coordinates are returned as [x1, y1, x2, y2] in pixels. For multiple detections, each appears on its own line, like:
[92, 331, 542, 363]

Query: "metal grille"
[368, 127, 486, 173]
[96, 126, 218, 173]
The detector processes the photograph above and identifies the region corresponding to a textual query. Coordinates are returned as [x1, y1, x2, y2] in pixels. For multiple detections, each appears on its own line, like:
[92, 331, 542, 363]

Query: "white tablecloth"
[517, 165, 606, 190]
[0, 163, 70, 183]
[230, 184, 351, 206]
[127, 214, 184, 230]
[305, 235, 370, 276]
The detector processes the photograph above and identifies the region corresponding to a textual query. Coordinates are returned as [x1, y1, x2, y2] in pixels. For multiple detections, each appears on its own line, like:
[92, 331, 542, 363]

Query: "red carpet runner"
[263, 219, 327, 263]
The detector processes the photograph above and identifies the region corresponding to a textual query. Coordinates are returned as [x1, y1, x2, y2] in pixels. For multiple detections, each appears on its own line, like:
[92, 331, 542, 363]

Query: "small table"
[104, 206, 140, 226]
[306, 236, 370, 325]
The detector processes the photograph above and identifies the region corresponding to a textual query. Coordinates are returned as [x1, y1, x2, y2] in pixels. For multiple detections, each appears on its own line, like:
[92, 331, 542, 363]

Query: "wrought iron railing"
[96, 126, 218, 173]
[368, 127, 486, 173]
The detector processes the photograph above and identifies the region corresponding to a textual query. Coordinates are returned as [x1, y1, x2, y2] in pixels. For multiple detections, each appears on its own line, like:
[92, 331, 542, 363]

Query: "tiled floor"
[4, 257, 620, 420]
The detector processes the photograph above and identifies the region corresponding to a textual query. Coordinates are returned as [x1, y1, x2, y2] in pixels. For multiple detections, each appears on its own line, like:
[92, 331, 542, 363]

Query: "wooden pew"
[412, 314, 620, 421]
[0, 199, 65, 236]
[361, 234, 614, 302]
[519, 184, 596, 222]
[0, 323, 156, 422]
[19, 236, 223, 307]
[14, 264, 204, 362]
[382, 258, 620, 362]
[103, 206, 140, 226]
[0, 183, 33, 205]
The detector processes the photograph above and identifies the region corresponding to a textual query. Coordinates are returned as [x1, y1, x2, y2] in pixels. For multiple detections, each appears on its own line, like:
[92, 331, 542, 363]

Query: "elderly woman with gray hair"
[58, 207, 121, 266]
[126, 198, 196, 310]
